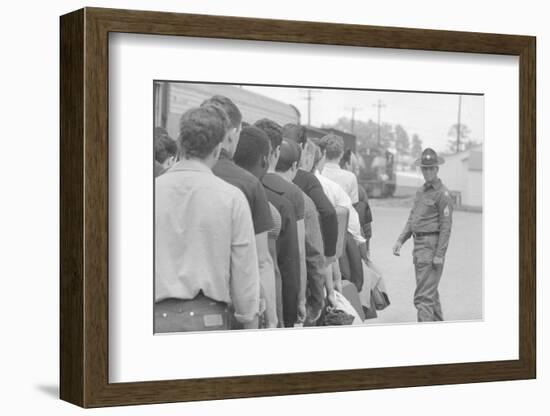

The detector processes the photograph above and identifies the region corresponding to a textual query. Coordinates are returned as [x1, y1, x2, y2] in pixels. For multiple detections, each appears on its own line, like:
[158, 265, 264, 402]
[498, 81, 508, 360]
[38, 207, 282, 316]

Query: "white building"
[438, 145, 483, 210]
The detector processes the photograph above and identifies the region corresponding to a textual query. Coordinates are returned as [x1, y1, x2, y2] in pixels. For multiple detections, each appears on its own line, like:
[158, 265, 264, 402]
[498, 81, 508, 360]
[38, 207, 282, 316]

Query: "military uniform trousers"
[413, 233, 444, 322]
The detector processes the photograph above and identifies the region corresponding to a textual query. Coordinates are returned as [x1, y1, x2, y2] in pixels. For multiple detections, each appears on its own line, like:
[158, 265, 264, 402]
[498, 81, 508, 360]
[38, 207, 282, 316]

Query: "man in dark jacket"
[283, 124, 338, 265]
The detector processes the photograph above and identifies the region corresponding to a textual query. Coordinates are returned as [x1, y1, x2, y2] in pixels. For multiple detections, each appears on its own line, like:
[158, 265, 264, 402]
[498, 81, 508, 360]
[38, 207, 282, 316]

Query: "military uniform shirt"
[398, 178, 453, 260]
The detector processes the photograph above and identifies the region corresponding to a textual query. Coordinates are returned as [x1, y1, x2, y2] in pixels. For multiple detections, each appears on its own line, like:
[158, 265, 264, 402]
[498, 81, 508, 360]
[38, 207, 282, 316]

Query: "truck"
[305, 126, 395, 198]
[356, 145, 396, 198]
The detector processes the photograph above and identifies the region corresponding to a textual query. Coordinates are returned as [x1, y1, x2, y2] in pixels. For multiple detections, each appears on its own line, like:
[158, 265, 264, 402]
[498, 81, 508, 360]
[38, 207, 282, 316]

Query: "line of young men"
[154, 95, 373, 332]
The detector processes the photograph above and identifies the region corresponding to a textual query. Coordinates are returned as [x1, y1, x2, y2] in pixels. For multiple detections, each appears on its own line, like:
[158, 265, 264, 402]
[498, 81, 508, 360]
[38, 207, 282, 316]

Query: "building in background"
[438, 145, 483, 210]
[154, 82, 301, 139]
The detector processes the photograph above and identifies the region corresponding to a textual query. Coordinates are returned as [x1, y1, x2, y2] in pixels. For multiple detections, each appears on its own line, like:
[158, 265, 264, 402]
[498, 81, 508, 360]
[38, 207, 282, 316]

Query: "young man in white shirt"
[155, 105, 260, 332]
[320, 134, 359, 204]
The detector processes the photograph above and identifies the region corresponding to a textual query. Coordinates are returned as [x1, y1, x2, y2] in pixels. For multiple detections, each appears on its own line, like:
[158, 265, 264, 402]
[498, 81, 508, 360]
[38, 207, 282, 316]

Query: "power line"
[302, 90, 313, 126]
[344, 106, 362, 133]
[300, 89, 321, 126]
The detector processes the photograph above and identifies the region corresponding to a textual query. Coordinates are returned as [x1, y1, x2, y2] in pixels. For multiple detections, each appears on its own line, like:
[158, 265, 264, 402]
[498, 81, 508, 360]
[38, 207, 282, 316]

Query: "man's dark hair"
[233, 126, 271, 170]
[275, 139, 301, 173]
[282, 123, 307, 148]
[154, 134, 178, 163]
[200, 95, 242, 129]
[178, 106, 230, 159]
[321, 133, 344, 160]
[254, 118, 283, 152]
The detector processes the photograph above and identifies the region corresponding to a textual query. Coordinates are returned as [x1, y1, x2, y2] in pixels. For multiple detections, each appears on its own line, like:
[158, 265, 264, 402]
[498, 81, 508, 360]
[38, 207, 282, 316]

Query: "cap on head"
[415, 148, 445, 167]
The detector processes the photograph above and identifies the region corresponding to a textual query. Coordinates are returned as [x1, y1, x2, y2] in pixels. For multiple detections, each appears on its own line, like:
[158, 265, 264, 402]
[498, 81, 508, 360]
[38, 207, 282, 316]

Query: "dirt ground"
[363, 202, 483, 325]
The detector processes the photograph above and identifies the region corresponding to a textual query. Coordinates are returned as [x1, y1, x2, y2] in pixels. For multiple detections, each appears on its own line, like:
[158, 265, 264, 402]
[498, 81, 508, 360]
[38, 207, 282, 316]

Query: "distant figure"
[154, 131, 177, 177]
[393, 148, 453, 322]
[320, 134, 359, 204]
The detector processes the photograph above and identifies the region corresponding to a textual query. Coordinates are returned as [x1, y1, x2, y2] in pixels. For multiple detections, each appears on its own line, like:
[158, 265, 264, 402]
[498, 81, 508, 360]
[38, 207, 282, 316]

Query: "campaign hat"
[415, 148, 444, 167]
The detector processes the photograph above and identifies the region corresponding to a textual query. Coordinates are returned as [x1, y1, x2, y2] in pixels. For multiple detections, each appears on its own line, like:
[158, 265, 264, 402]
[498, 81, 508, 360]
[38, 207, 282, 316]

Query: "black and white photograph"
[153, 81, 484, 333]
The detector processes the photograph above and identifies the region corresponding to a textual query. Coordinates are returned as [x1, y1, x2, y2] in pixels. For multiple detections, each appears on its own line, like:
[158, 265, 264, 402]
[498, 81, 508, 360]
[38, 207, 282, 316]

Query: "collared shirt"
[213, 150, 274, 235]
[321, 162, 359, 204]
[293, 169, 338, 258]
[155, 159, 260, 323]
[398, 178, 453, 259]
[315, 170, 366, 245]
[264, 187, 300, 327]
[262, 173, 305, 221]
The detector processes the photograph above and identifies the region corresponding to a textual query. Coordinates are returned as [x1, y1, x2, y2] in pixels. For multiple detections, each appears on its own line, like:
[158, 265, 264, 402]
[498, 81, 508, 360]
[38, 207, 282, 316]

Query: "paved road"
[363, 205, 483, 324]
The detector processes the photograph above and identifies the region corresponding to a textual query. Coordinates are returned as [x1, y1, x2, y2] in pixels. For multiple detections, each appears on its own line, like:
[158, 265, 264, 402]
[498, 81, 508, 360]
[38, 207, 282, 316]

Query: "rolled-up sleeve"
[229, 193, 261, 323]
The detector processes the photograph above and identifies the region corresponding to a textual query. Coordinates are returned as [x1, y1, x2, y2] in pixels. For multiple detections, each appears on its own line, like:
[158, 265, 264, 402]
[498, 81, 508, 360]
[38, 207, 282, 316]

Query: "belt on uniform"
[413, 231, 439, 237]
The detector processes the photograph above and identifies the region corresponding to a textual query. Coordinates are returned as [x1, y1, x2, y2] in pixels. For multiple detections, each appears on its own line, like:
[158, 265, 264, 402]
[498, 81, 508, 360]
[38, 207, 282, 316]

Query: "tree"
[447, 123, 472, 153]
[411, 134, 422, 159]
[323, 118, 408, 151]
[394, 124, 410, 156]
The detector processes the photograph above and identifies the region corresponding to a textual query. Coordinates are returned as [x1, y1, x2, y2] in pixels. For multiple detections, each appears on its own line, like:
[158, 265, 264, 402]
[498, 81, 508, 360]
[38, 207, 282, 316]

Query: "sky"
[242, 85, 484, 154]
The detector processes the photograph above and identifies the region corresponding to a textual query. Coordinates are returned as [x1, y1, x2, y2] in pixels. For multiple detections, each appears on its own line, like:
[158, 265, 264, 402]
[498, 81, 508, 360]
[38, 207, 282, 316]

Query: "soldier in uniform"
[392, 148, 453, 322]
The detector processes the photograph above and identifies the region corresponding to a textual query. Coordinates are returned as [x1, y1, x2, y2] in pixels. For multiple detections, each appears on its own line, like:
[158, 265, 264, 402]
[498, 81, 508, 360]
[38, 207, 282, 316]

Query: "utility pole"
[373, 99, 386, 146]
[456, 95, 462, 153]
[345, 106, 362, 133]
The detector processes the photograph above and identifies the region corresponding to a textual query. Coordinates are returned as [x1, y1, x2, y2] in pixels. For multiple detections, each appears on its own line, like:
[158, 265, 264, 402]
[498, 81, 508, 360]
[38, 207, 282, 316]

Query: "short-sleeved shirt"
[262, 173, 305, 221]
[213, 151, 274, 235]
[293, 169, 338, 258]
[322, 162, 359, 204]
[315, 170, 365, 245]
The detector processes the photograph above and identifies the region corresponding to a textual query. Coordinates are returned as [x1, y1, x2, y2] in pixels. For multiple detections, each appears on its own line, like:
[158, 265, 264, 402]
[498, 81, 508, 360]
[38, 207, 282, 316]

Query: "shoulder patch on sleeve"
[444, 205, 450, 216]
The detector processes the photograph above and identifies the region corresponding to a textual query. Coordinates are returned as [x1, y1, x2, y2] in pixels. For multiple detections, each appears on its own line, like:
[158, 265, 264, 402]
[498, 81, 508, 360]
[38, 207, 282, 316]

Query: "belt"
[413, 231, 439, 237]
[154, 293, 230, 333]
